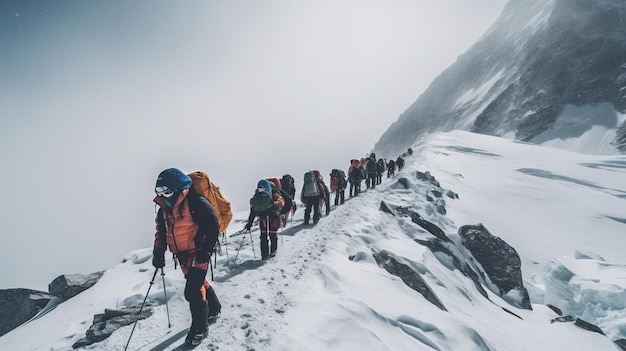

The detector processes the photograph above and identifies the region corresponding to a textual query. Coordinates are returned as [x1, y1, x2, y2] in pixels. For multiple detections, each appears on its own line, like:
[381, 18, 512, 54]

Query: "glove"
[195, 250, 210, 264]
[244, 223, 252, 231]
[152, 250, 165, 268]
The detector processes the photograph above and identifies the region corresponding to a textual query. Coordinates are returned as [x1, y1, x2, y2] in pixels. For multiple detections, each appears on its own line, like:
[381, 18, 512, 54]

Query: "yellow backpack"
[188, 171, 233, 233]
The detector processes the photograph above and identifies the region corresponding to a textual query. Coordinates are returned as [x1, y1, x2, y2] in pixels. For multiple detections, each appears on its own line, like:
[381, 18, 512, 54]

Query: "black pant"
[349, 180, 361, 196]
[367, 173, 376, 189]
[185, 267, 221, 331]
[334, 189, 345, 205]
[185, 267, 209, 332]
[303, 196, 321, 223]
[258, 216, 280, 258]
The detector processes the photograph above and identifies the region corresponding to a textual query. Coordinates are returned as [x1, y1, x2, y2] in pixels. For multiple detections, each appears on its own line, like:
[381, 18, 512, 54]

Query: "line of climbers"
[347, 153, 405, 196]
[148, 152, 407, 346]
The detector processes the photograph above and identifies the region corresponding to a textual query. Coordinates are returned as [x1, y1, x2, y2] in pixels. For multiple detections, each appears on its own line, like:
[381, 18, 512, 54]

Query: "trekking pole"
[209, 255, 215, 281]
[124, 268, 158, 351]
[223, 232, 229, 259]
[250, 224, 257, 260]
[234, 230, 247, 261]
[160, 268, 171, 329]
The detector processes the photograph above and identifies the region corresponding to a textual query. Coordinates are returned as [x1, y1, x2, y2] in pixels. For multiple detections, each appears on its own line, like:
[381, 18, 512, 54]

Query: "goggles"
[155, 186, 174, 198]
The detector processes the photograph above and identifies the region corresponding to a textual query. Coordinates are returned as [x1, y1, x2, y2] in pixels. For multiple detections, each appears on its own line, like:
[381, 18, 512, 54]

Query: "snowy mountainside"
[1, 131, 625, 350]
[375, 0, 626, 157]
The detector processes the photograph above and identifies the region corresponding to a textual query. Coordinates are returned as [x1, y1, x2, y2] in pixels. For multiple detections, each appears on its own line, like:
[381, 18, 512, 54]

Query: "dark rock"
[0, 289, 55, 336]
[72, 307, 153, 349]
[372, 250, 446, 311]
[574, 318, 605, 335]
[416, 171, 440, 187]
[550, 315, 607, 336]
[48, 271, 105, 300]
[547, 304, 563, 316]
[411, 212, 450, 242]
[459, 224, 532, 310]
[615, 339, 626, 351]
[397, 177, 409, 189]
[379, 201, 396, 216]
[445, 190, 459, 199]
[551, 315, 576, 324]
[415, 237, 488, 299]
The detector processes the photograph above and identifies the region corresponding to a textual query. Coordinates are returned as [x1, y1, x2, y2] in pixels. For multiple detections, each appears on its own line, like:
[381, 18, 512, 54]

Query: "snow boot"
[185, 328, 207, 346]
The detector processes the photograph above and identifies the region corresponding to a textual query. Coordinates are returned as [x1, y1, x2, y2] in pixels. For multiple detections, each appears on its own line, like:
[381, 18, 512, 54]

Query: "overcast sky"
[0, 0, 508, 290]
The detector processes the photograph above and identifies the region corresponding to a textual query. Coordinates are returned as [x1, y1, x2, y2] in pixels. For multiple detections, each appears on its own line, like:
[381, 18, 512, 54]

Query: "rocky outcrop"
[458, 224, 532, 310]
[0, 289, 55, 336]
[373, 250, 446, 311]
[48, 271, 105, 300]
[72, 307, 153, 349]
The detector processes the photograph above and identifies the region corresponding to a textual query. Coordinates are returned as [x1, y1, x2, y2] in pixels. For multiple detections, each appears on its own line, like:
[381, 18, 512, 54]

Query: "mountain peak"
[375, 0, 626, 157]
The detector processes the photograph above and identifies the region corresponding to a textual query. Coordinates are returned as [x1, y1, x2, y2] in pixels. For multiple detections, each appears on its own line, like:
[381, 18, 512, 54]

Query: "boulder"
[72, 307, 153, 349]
[0, 288, 55, 336]
[48, 271, 105, 300]
[458, 224, 532, 310]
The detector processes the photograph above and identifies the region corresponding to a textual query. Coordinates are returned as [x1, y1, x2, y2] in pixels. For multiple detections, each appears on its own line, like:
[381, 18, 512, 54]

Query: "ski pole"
[250, 226, 257, 259]
[160, 268, 171, 329]
[124, 268, 158, 351]
[223, 232, 229, 259]
[234, 230, 247, 261]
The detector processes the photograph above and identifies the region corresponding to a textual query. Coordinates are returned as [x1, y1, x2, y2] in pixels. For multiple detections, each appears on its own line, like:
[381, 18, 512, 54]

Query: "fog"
[0, 0, 507, 290]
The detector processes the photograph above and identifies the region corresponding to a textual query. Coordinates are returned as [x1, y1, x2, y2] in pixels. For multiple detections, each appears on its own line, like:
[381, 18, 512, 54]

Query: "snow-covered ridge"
[1, 131, 625, 350]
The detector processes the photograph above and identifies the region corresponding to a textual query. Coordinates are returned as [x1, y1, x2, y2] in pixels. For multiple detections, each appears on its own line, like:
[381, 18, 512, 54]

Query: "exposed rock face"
[373, 250, 446, 311]
[0, 289, 55, 336]
[415, 237, 489, 300]
[375, 0, 626, 157]
[72, 307, 153, 349]
[48, 271, 105, 300]
[458, 224, 532, 310]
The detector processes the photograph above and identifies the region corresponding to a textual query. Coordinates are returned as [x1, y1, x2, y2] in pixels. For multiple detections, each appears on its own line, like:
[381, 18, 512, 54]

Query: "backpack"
[348, 165, 361, 181]
[338, 170, 347, 188]
[302, 170, 320, 197]
[278, 188, 293, 214]
[331, 169, 347, 190]
[266, 177, 281, 190]
[377, 159, 385, 173]
[366, 158, 377, 174]
[188, 171, 232, 233]
[280, 174, 295, 197]
[251, 179, 273, 212]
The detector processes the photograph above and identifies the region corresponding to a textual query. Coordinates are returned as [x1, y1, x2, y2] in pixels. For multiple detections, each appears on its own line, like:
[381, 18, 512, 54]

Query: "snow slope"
[1, 130, 624, 350]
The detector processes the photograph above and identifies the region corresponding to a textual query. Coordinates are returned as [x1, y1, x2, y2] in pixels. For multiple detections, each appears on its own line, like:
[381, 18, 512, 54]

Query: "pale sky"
[0, 0, 508, 290]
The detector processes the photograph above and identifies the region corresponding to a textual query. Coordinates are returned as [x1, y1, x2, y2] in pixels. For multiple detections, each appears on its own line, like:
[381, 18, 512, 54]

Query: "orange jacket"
[154, 189, 200, 254]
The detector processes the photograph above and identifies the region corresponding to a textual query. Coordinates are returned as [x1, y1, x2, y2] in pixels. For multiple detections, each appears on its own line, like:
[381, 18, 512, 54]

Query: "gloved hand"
[152, 250, 165, 268]
[195, 250, 210, 264]
[244, 223, 252, 231]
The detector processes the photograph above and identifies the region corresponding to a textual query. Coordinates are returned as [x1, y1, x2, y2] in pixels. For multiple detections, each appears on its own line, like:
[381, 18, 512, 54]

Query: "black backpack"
[366, 158, 377, 174]
[302, 171, 320, 197]
[278, 188, 293, 214]
[331, 169, 347, 188]
[349, 165, 361, 181]
[280, 174, 296, 199]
